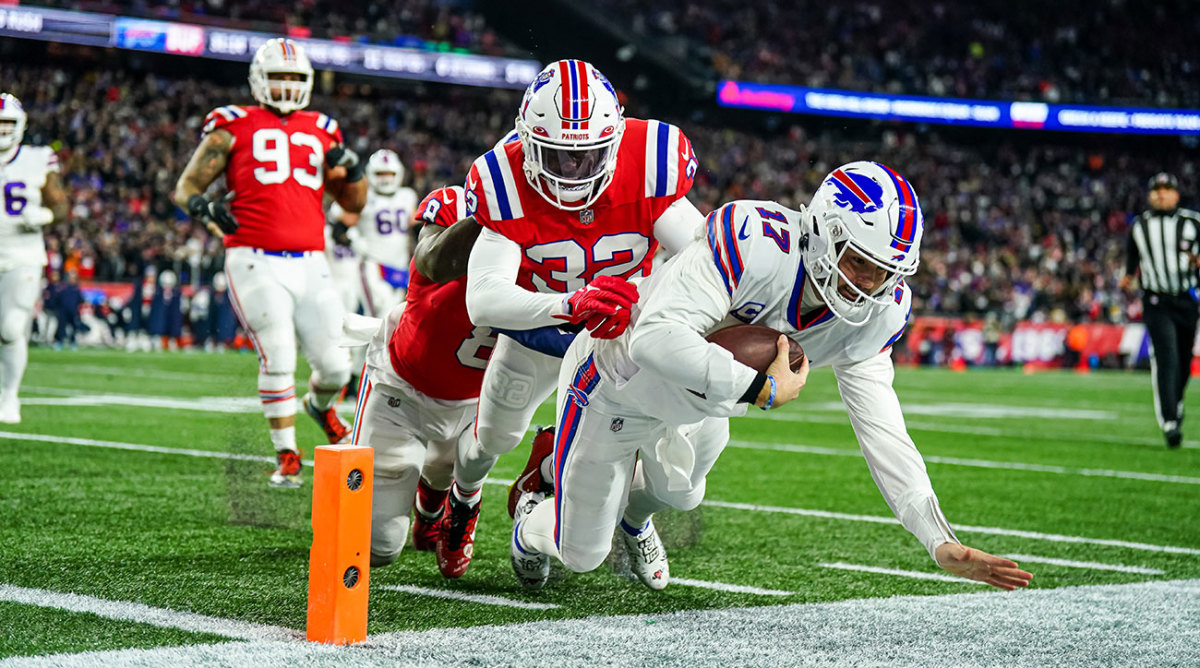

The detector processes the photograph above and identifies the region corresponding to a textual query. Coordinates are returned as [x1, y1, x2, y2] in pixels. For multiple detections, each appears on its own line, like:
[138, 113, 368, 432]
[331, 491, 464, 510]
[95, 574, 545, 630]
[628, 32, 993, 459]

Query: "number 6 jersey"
[202, 105, 343, 252]
[0, 145, 58, 271]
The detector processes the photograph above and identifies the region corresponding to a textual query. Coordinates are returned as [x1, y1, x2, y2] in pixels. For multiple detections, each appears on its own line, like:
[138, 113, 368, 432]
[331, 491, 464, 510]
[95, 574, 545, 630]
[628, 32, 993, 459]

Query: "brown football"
[705, 324, 806, 373]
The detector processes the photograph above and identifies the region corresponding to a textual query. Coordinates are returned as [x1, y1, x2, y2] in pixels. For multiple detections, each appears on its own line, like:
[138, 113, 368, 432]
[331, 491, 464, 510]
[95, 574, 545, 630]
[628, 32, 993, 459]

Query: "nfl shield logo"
[610, 418, 624, 432]
[580, 209, 595, 224]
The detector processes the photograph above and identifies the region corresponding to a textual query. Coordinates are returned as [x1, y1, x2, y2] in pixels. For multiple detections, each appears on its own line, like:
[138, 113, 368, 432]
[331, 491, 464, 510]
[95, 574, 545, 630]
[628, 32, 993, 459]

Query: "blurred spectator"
[592, 0, 1200, 106]
[48, 270, 85, 349]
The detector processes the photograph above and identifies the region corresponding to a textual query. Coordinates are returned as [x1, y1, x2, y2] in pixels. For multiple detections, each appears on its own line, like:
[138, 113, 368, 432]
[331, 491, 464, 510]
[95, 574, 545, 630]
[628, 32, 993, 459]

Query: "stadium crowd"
[593, 0, 1200, 107]
[7, 57, 1196, 350]
[34, 0, 513, 55]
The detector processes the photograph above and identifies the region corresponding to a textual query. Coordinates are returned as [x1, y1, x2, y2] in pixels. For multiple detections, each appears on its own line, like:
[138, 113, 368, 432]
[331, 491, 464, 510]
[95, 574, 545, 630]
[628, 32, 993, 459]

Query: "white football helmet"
[366, 149, 403, 195]
[0, 93, 27, 152]
[248, 38, 314, 114]
[801, 161, 923, 326]
[515, 60, 624, 211]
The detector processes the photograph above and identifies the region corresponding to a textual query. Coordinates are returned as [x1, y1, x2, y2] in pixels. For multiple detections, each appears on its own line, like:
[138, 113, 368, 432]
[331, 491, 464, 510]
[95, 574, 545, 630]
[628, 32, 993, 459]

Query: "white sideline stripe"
[819, 562, 988, 585]
[799, 401, 1115, 420]
[5, 431, 1199, 558]
[726, 440, 1200, 486]
[671, 578, 792, 596]
[702, 500, 1200, 556]
[380, 585, 559, 610]
[11, 579, 1200, 668]
[1002, 554, 1165, 575]
[0, 584, 300, 642]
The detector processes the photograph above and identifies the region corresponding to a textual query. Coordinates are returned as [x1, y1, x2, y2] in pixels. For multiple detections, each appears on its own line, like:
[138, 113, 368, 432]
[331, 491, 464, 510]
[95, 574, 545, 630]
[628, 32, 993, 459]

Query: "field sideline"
[1, 348, 1197, 666]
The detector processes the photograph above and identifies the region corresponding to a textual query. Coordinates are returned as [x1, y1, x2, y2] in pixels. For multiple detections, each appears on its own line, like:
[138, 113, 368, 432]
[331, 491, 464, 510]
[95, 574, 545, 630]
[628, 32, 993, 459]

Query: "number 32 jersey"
[464, 118, 697, 293]
[202, 105, 343, 252]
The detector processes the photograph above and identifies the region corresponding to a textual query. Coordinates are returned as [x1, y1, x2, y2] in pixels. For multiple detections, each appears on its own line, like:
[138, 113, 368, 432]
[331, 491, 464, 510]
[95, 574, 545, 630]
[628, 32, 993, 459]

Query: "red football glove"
[553, 275, 639, 339]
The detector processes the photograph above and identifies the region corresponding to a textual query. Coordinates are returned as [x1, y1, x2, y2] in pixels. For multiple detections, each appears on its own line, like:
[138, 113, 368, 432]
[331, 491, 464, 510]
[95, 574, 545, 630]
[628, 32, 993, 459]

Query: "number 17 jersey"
[202, 105, 343, 252]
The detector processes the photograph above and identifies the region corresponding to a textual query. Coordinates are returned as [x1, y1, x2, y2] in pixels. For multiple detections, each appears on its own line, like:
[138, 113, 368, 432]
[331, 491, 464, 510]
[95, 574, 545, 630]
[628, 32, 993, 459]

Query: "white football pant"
[223, 247, 350, 418]
[517, 336, 729, 573]
[0, 264, 40, 407]
[453, 334, 559, 491]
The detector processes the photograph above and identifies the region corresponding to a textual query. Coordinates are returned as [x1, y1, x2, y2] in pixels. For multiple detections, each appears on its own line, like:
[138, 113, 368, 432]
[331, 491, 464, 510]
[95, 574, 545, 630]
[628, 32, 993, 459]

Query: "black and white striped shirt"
[1127, 207, 1200, 296]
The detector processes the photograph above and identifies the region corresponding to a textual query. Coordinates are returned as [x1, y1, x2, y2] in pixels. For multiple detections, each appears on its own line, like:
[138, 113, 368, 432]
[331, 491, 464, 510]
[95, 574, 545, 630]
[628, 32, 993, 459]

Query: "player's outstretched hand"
[935, 542, 1033, 590]
[187, 191, 239, 237]
[324, 145, 364, 183]
[554, 275, 639, 339]
[757, 335, 810, 409]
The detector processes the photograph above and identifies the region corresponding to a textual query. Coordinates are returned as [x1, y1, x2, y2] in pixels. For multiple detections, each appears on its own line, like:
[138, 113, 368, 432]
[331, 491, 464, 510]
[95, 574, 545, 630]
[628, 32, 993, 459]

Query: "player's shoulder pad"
[632, 117, 698, 201]
[705, 199, 798, 297]
[311, 111, 342, 142]
[1178, 207, 1200, 222]
[201, 105, 250, 135]
[465, 143, 525, 224]
[26, 145, 60, 173]
[416, 185, 465, 228]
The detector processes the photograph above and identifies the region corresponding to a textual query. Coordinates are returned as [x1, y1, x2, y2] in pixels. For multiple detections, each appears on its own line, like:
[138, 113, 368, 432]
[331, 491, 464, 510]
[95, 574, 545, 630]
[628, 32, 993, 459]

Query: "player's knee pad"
[370, 515, 410, 565]
[258, 372, 297, 418]
[0, 307, 31, 345]
[657, 480, 706, 512]
[309, 347, 351, 390]
[559, 543, 609, 575]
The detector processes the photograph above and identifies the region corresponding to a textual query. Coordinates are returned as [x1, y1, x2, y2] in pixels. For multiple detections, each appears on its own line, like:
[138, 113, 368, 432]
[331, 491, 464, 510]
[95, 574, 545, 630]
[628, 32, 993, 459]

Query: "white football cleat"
[0, 394, 20, 424]
[621, 519, 669, 590]
[510, 491, 550, 590]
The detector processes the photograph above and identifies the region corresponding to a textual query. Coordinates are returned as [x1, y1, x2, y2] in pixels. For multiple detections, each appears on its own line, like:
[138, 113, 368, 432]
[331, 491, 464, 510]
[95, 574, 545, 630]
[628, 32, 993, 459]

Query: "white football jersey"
[594, 199, 909, 426]
[350, 187, 419, 268]
[0, 145, 58, 271]
[590, 199, 956, 560]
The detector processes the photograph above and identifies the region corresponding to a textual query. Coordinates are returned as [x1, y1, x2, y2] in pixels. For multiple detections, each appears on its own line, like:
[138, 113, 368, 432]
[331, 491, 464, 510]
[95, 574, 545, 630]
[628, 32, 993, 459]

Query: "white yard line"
[4, 431, 1198, 558]
[1001, 554, 1165, 575]
[671, 578, 793, 596]
[0, 584, 300, 642]
[380, 585, 559, 610]
[701, 500, 1200, 556]
[726, 440, 1200, 485]
[747, 411, 1197, 448]
[818, 562, 988, 585]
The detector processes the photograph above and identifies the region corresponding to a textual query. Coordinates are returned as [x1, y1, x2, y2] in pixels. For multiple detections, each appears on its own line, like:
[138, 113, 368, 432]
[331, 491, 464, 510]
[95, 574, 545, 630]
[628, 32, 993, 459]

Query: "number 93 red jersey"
[202, 105, 343, 252]
[387, 186, 497, 401]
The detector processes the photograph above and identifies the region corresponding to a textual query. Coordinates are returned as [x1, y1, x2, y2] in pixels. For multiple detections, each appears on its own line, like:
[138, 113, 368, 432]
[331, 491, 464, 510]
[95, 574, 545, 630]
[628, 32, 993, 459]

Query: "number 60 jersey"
[202, 105, 343, 252]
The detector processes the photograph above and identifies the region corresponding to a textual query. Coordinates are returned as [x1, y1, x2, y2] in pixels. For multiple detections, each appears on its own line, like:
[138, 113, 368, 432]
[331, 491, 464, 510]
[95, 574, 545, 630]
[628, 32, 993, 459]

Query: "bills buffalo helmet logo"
[825, 169, 884, 214]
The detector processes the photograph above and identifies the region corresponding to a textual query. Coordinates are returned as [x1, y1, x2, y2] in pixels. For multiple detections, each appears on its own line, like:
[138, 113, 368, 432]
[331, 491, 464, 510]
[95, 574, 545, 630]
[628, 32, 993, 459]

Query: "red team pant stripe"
[224, 269, 269, 373]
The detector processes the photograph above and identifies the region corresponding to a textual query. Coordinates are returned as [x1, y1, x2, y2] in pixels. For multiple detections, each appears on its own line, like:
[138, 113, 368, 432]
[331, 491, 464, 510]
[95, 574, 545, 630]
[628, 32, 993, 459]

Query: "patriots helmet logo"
[825, 169, 884, 214]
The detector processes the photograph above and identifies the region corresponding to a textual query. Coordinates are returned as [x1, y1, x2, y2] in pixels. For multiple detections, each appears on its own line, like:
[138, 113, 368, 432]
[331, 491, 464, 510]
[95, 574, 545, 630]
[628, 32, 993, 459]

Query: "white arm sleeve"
[465, 227, 567, 329]
[628, 240, 759, 405]
[652, 197, 706, 257]
[834, 352, 959, 561]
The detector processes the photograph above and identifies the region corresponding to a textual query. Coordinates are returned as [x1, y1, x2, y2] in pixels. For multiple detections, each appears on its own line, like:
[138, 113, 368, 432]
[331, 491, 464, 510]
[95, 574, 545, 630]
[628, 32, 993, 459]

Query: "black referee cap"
[1148, 172, 1179, 191]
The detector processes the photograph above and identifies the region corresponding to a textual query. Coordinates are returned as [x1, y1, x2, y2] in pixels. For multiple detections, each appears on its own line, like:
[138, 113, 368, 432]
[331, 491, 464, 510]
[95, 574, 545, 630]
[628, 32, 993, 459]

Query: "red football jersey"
[202, 105, 343, 252]
[388, 186, 495, 401]
[464, 118, 697, 294]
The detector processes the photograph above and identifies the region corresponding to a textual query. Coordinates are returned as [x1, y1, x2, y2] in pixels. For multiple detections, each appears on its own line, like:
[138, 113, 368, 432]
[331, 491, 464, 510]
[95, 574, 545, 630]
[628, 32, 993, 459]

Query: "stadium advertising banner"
[717, 80, 1200, 135]
[0, 6, 541, 89]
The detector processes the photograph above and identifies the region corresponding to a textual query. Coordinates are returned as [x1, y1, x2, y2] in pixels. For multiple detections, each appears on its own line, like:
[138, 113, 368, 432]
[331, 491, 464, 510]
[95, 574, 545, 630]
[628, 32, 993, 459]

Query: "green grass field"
[1, 348, 1198, 665]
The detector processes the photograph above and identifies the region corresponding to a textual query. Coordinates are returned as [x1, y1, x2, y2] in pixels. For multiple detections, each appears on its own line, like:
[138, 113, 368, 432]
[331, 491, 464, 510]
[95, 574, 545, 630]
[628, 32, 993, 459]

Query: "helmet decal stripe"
[575, 59, 590, 130]
[879, 163, 919, 247]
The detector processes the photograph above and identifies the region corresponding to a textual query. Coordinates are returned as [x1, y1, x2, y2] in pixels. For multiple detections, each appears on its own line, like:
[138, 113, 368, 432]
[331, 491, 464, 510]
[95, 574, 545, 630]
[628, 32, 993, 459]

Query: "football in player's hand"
[706, 324, 805, 373]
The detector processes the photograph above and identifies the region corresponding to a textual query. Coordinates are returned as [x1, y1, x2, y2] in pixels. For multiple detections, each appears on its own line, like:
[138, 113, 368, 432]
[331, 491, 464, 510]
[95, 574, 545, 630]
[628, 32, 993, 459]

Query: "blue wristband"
[761, 375, 777, 411]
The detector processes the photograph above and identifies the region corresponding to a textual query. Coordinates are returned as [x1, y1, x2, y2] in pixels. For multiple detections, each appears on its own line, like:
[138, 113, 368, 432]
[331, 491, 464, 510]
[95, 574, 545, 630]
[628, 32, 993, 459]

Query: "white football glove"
[18, 205, 54, 233]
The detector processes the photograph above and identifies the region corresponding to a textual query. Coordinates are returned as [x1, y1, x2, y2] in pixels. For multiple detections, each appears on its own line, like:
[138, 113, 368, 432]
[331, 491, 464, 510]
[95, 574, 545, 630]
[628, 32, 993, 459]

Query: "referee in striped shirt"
[1120, 172, 1200, 448]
